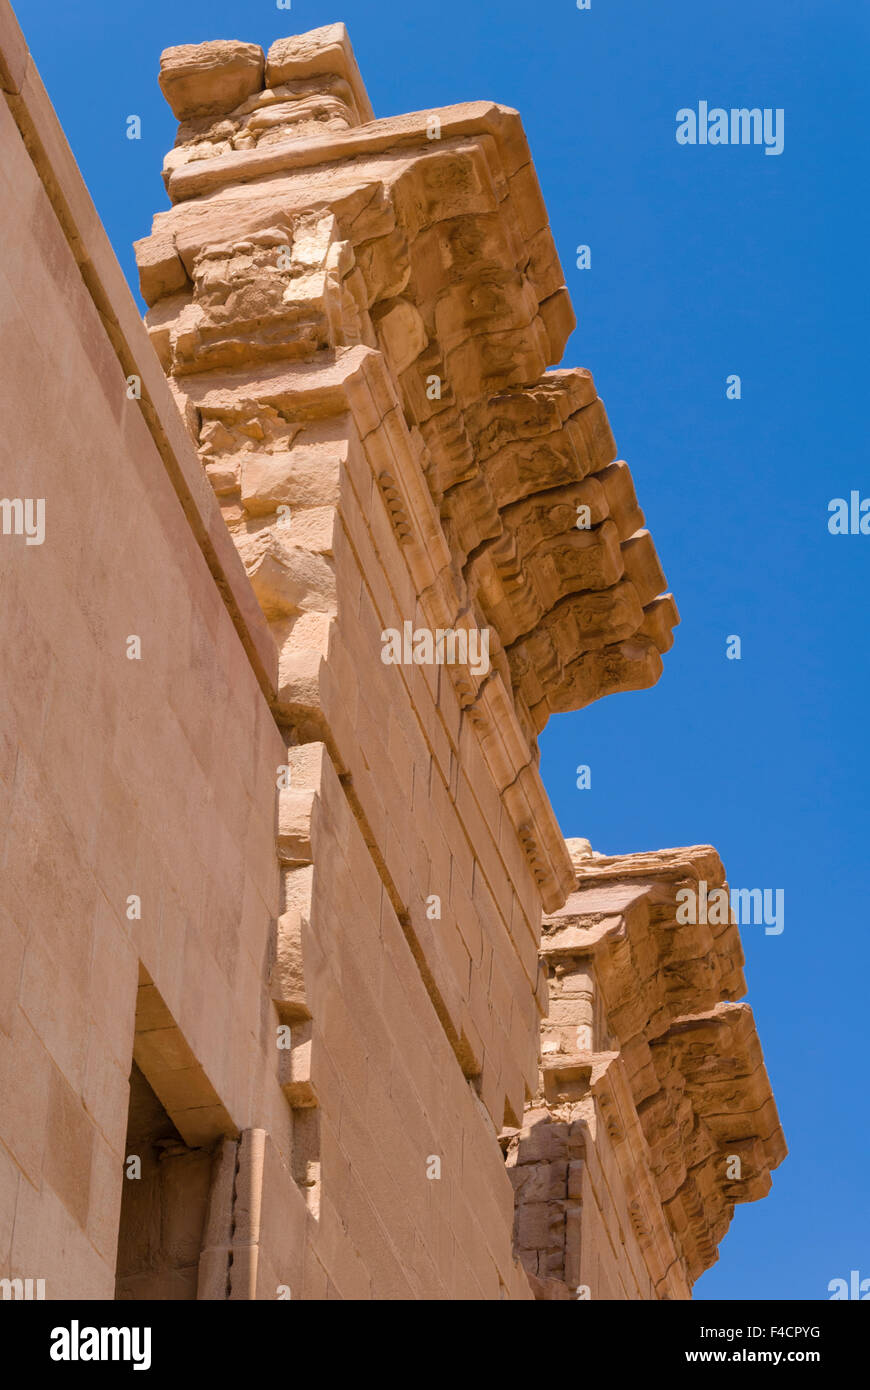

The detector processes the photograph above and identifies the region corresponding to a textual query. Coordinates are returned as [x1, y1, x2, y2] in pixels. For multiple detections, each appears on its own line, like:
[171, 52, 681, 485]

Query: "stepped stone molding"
[134, 22, 681, 1139]
[136, 23, 678, 772]
[0, 0, 785, 1300]
[131, 20, 780, 1298]
[507, 841, 787, 1299]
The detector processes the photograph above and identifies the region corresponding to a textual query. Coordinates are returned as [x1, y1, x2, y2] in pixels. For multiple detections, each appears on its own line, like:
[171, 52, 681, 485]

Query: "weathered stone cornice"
[511, 843, 787, 1295]
[161, 102, 539, 203]
[134, 23, 681, 1119]
[170, 342, 578, 908]
[137, 31, 677, 763]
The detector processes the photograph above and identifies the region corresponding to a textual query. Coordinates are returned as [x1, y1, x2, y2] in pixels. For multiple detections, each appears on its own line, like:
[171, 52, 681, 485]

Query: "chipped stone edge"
[0, 0, 279, 701]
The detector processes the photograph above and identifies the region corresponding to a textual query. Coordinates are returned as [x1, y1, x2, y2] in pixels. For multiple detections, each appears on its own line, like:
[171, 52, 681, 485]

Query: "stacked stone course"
[0, 8, 784, 1300]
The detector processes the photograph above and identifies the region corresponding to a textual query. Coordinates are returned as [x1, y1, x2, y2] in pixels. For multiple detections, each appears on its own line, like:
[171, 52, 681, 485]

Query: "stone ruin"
[0, 11, 784, 1299]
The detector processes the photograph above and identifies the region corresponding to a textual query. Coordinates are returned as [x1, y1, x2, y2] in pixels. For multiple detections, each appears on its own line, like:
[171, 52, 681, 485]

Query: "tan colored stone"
[511, 845, 787, 1298]
[0, 2, 782, 1304]
[265, 24, 374, 123]
[158, 41, 264, 121]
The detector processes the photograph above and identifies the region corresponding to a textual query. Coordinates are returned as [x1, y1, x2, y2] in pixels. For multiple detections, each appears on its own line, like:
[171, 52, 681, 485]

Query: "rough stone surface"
[507, 845, 787, 1298]
[0, 7, 782, 1302]
[159, 41, 265, 121]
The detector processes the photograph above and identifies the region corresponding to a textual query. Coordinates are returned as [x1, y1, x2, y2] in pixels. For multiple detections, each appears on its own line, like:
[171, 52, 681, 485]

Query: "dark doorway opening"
[114, 1061, 213, 1300]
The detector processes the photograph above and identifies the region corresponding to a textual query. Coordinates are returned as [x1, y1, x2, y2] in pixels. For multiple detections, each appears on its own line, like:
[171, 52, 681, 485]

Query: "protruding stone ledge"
[135, 22, 685, 1140]
[162, 102, 532, 203]
[138, 66, 678, 755]
[511, 842, 787, 1297]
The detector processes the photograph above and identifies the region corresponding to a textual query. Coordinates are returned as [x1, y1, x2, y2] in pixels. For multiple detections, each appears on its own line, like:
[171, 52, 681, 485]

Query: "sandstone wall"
[0, 6, 540, 1300]
[135, 20, 680, 1156]
[508, 842, 786, 1299]
[0, 14, 287, 1295]
[0, 5, 783, 1302]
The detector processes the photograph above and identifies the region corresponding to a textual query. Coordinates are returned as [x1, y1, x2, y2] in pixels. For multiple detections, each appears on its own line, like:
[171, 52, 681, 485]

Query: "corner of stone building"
[7, 12, 774, 1301]
[0, 0, 787, 1300]
[506, 842, 787, 1299]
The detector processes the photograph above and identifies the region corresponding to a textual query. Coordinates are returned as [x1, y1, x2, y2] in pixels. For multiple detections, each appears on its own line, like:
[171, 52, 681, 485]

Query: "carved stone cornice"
[136, 24, 677, 773]
[509, 844, 787, 1296]
[134, 26, 682, 1125]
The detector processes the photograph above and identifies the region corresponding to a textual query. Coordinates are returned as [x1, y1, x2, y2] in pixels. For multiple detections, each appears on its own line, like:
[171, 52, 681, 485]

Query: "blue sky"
[12, 0, 868, 1299]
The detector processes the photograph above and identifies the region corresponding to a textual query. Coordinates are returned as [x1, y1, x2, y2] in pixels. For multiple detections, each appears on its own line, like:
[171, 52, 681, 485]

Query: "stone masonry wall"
[0, 5, 783, 1301]
[0, 13, 286, 1293]
[0, 5, 538, 1299]
[507, 841, 786, 1299]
